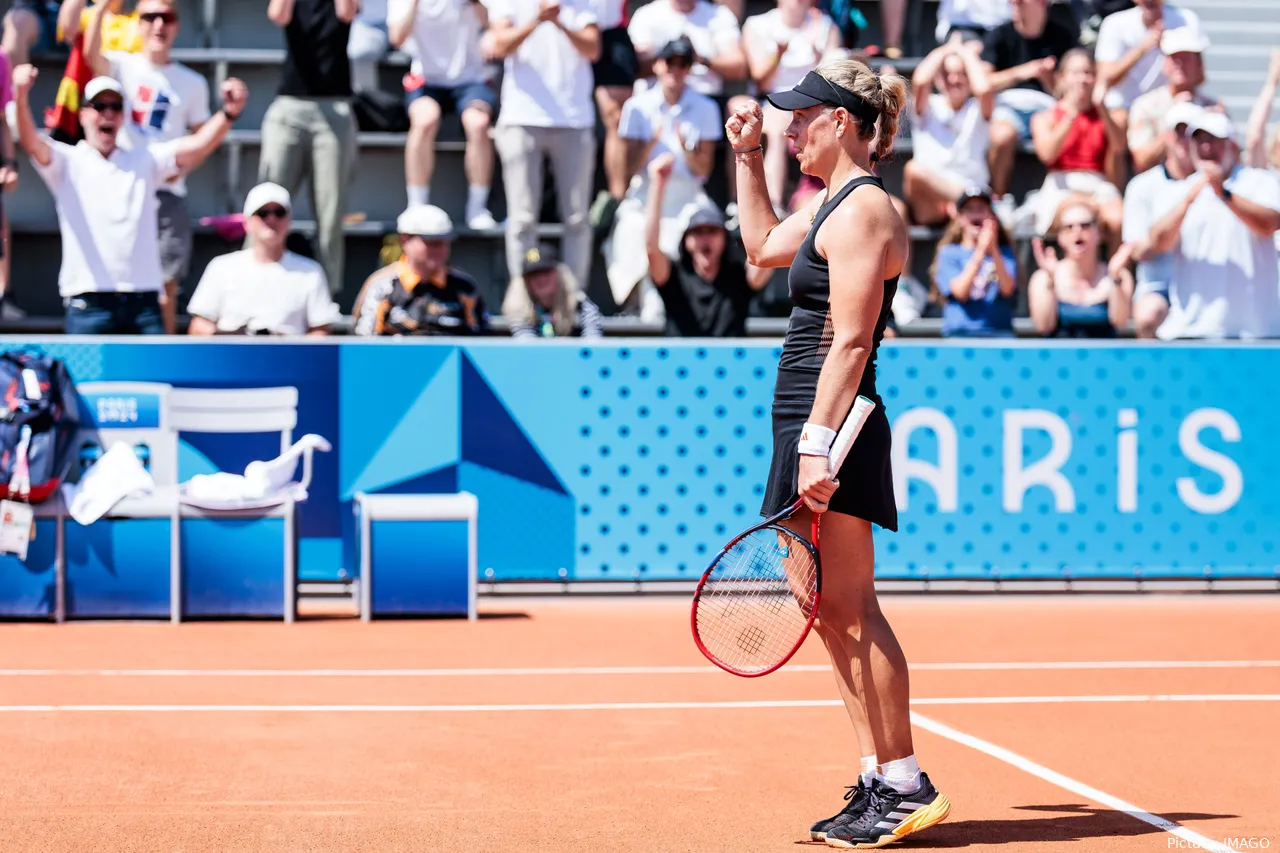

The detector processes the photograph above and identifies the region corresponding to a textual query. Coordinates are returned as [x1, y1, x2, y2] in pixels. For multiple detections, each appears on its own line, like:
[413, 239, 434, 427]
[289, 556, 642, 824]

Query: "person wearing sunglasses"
[187, 183, 339, 336]
[83, 0, 213, 335]
[13, 65, 247, 335]
[1029, 193, 1134, 337]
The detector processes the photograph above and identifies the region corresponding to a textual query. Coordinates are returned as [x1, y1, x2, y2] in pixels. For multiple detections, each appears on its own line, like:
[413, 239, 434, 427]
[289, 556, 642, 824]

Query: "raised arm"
[12, 65, 51, 168]
[911, 44, 950, 118]
[1245, 50, 1280, 168]
[171, 78, 247, 172]
[644, 154, 675, 287]
[1204, 163, 1280, 238]
[334, 0, 360, 24]
[1097, 21, 1162, 91]
[56, 0, 88, 44]
[987, 56, 1056, 95]
[388, 0, 419, 47]
[556, 16, 600, 62]
[728, 99, 823, 266]
[955, 44, 995, 119]
[268, 0, 296, 27]
[1096, 87, 1128, 186]
[487, 0, 559, 59]
[1147, 174, 1207, 254]
[82, 0, 113, 77]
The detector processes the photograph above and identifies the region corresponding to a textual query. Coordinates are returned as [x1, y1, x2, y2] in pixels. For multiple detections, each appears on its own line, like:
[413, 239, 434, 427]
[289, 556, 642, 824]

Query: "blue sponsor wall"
[7, 338, 1278, 582]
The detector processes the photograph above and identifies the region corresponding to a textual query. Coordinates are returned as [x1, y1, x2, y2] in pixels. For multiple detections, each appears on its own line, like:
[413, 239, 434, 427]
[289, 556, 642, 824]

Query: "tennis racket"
[690, 395, 877, 677]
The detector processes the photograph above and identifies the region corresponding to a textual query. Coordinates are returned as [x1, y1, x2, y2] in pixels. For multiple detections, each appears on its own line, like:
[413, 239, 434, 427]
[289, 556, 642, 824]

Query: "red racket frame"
[690, 498, 823, 677]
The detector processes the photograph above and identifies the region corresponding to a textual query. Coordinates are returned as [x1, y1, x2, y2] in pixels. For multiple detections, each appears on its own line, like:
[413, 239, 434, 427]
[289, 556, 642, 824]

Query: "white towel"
[62, 441, 156, 525]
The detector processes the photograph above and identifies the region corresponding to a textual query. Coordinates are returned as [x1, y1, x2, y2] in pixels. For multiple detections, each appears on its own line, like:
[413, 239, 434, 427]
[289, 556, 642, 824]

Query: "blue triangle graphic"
[373, 465, 459, 495]
[460, 353, 567, 496]
[340, 345, 454, 488]
[344, 351, 460, 499]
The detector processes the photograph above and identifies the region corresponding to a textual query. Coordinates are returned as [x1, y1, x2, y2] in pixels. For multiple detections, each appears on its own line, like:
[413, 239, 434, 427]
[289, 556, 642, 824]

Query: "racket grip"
[828, 395, 876, 477]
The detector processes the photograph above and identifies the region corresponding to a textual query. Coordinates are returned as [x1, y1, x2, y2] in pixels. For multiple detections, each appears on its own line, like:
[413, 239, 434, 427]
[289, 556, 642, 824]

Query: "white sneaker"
[467, 210, 500, 231]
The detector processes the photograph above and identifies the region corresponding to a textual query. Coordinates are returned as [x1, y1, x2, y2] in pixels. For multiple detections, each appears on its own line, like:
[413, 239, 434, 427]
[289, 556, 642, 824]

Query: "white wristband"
[797, 423, 837, 457]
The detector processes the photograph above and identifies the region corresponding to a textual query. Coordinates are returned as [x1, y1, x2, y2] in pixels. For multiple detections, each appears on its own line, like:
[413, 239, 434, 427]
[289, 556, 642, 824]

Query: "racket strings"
[694, 527, 818, 675]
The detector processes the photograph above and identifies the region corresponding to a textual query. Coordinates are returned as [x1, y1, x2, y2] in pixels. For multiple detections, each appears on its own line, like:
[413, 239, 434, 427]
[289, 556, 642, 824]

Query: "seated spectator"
[389, 0, 498, 229]
[1126, 27, 1218, 175]
[742, 0, 840, 212]
[905, 38, 993, 226]
[932, 186, 1018, 337]
[1095, 0, 1201, 129]
[14, 67, 244, 334]
[605, 36, 721, 319]
[187, 184, 339, 336]
[1029, 194, 1134, 337]
[503, 243, 604, 338]
[626, 0, 749, 202]
[1244, 50, 1280, 173]
[1146, 111, 1280, 339]
[589, 0, 639, 230]
[981, 0, 1076, 209]
[935, 0, 1011, 49]
[1120, 101, 1198, 337]
[370, 204, 490, 336]
[2, 0, 62, 67]
[486, 0, 600, 294]
[1029, 49, 1124, 243]
[645, 154, 770, 336]
[85, 0, 212, 336]
[349, 0, 389, 92]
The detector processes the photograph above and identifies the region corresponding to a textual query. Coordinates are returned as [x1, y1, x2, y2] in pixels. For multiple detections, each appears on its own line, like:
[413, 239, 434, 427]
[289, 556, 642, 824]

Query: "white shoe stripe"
[875, 820, 899, 829]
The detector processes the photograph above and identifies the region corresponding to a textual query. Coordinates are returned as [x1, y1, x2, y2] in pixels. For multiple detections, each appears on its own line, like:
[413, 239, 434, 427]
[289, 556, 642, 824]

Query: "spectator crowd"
[0, 0, 1278, 340]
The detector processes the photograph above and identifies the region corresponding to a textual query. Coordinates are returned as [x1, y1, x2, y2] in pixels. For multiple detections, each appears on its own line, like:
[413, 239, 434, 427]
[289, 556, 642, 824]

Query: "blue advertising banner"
[7, 338, 1277, 583]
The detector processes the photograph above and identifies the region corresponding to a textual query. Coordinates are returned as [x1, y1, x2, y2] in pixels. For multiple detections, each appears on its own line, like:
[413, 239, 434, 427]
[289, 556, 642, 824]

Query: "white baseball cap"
[83, 76, 124, 103]
[1188, 110, 1237, 143]
[396, 204, 454, 238]
[1164, 101, 1204, 132]
[242, 182, 292, 217]
[1161, 27, 1209, 56]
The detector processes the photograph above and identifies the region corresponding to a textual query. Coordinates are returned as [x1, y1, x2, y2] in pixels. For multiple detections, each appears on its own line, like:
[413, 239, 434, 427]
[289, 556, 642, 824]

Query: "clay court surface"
[2, 594, 1278, 852]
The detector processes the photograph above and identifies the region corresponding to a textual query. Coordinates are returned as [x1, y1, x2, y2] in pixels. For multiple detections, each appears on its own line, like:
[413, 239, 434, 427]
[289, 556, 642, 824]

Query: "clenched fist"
[725, 99, 764, 150]
[220, 77, 249, 118]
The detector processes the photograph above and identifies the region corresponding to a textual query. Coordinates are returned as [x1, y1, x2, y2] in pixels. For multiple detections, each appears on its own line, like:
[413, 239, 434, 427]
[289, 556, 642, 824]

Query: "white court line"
[1, 660, 1278, 677]
[910, 711, 1234, 853]
[0, 694, 1278, 713]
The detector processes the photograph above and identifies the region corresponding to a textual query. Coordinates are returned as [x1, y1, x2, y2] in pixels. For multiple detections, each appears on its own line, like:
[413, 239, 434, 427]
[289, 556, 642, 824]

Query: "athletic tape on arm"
[829, 396, 876, 477]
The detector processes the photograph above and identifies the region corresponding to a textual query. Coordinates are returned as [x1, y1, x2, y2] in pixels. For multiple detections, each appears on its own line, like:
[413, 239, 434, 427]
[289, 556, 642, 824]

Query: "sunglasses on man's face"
[254, 206, 289, 221]
[1059, 219, 1097, 232]
[665, 57, 693, 69]
[140, 11, 178, 24]
[87, 100, 124, 114]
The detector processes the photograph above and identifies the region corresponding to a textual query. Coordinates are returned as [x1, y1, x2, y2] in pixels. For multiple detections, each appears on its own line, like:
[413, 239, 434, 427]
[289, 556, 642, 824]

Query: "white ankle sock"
[407, 185, 429, 207]
[860, 755, 879, 787]
[466, 185, 491, 218]
[880, 755, 922, 793]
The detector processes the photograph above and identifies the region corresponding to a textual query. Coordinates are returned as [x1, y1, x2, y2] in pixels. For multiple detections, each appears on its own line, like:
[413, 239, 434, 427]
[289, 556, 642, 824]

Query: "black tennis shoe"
[824, 774, 951, 848]
[809, 779, 871, 841]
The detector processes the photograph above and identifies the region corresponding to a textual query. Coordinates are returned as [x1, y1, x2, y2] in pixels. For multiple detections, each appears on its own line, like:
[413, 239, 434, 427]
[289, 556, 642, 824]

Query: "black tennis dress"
[759, 174, 899, 531]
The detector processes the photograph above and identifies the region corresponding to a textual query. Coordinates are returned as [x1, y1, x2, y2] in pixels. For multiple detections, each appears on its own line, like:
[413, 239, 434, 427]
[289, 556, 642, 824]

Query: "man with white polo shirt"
[1125, 26, 1221, 175]
[1146, 111, 1280, 339]
[187, 183, 339, 336]
[1094, 0, 1202, 126]
[486, 0, 601, 290]
[85, 0, 213, 334]
[13, 65, 247, 335]
[1119, 100, 1197, 338]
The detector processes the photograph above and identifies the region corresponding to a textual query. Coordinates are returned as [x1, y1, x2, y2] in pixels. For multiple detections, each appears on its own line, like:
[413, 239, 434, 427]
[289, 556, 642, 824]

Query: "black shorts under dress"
[759, 175, 899, 532]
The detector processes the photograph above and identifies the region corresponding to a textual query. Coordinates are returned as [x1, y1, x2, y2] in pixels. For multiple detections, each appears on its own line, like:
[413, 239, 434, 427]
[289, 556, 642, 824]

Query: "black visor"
[765, 70, 879, 126]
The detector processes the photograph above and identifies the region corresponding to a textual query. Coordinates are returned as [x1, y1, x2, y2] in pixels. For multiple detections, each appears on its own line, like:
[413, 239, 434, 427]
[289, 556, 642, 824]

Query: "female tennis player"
[727, 60, 951, 848]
